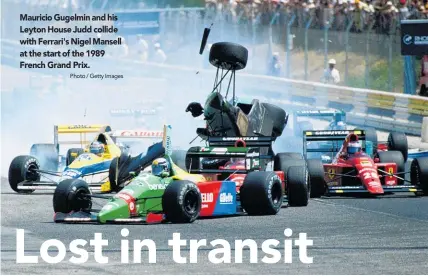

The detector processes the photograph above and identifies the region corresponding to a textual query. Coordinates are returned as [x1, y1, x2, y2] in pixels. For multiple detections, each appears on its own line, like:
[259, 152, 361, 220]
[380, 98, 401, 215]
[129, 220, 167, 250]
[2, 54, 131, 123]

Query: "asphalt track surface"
[1, 174, 428, 274]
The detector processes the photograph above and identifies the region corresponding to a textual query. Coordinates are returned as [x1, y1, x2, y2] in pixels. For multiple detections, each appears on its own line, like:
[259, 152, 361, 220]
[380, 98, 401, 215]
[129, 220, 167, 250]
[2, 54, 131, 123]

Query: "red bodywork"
[200, 159, 285, 193]
[324, 133, 398, 194]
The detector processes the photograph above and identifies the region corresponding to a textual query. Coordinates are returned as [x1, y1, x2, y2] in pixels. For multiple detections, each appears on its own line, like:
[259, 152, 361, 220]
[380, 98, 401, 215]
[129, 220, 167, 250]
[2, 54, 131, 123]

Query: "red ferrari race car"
[303, 130, 428, 197]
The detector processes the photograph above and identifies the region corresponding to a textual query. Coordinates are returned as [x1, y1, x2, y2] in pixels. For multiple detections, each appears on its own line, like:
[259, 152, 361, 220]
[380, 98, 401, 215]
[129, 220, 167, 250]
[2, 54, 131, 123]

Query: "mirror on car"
[199, 25, 212, 55]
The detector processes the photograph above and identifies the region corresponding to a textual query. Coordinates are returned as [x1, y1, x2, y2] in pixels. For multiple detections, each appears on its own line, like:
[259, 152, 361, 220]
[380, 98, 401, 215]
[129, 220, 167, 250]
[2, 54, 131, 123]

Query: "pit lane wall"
[2, 39, 428, 136]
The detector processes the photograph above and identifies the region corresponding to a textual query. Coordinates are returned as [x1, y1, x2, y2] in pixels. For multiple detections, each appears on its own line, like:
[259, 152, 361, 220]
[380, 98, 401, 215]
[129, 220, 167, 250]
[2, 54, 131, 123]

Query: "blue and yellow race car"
[8, 124, 164, 194]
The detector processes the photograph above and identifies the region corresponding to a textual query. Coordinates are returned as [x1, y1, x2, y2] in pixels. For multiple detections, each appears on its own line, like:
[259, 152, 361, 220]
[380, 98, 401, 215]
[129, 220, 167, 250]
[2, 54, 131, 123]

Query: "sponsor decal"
[211, 148, 227, 153]
[77, 154, 92, 161]
[119, 131, 163, 137]
[314, 130, 350, 135]
[360, 168, 377, 174]
[403, 34, 412, 45]
[67, 124, 90, 129]
[327, 168, 335, 179]
[363, 172, 379, 180]
[246, 152, 259, 157]
[222, 137, 259, 141]
[116, 192, 137, 215]
[201, 193, 213, 203]
[386, 180, 395, 185]
[62, 169, 80, 178]
[388, 167, 394, 175]
[148, 183, 167, 190]
[219, 192, 234, 204]
[360, 161, 372, 167]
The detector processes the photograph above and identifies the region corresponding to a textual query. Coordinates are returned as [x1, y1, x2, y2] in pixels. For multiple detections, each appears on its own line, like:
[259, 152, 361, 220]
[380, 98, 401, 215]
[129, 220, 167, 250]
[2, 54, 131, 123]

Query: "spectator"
[321, 59, 341, 84]
[136, 35, 149, 62]
[152, 43, 167, 64]
[268, 52, 282, 77]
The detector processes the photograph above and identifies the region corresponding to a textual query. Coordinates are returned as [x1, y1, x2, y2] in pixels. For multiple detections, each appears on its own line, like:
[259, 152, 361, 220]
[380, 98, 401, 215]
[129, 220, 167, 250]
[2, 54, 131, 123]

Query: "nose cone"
[358, 171, 384, 194]
[98, 198, 132, 223]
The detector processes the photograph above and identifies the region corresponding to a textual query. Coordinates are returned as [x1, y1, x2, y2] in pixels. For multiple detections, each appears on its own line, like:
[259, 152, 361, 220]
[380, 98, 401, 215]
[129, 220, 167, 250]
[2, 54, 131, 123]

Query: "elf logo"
[219, 192, 234, 204]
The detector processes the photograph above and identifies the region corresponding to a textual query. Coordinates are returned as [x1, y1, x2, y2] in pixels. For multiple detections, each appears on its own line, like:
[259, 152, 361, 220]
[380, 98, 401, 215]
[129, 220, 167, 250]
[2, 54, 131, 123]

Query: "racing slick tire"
[162, 180, 202, 223]
[30, 143, 58, 171]
[274, 153, 306, 180]
[410, 156, 428, 195]
[378, 151, 405, 185]
[364, 128, 378, 147]
[53, 179, 92, 213]
[209, 42, 248, 70]
[8, 155, 40, 193]
[261, 103, 287, 138]
[109, 153, 131, 192]
[307, 159, 326, 198]
[387, 132, 408, 162]
[286, 166, 309, 206]
[185, 146, 201, 171]
[65, 148, 84, 166]
[240, 171, 284, 215]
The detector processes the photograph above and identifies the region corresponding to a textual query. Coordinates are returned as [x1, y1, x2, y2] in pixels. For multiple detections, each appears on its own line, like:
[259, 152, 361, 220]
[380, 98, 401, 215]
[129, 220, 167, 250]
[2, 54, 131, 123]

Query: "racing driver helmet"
[89, 141, 105, 157]
[347, 141, 362, 154]
[152, 158, 170, 177]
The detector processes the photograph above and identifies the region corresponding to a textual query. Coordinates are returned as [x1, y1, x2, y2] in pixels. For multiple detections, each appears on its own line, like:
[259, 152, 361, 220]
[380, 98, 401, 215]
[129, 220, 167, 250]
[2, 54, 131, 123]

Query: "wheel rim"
[26, 163, 39, 181]
[271, 181, 282, 205]
[183, 190, 199, 215]
[72, 188, 92, 211]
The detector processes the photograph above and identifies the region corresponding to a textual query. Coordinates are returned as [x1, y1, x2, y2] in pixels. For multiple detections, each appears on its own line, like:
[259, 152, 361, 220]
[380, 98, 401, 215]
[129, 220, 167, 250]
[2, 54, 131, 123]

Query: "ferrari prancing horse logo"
[388, 167, 394, 175]
[327, 168, 335, 179]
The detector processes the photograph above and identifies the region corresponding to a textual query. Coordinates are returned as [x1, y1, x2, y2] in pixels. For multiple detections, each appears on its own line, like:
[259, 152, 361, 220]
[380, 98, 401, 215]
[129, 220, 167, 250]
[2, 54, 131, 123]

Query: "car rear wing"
[54, 124, 112, 148]
[109, 130, 163, 139]
[303, 130, 366, 141]
[302, 129, 367, 155]
[207, 136, 275, 147]
[295, 109, 345, 118]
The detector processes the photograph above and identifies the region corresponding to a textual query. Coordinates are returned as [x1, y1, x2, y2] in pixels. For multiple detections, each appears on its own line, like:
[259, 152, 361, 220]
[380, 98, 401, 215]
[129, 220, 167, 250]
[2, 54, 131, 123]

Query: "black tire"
[185, 146, 201, 171]
[287, 166, 309, 207]
[66, 148, 84, 166]
[53, 179, 92, 213]
[420, 85, 427, 96]
[364, 127, 378, 147]
[108, 153, 130, 192]
[262, 103, 287, 137]
[162, 180, 201, 223]
[8, 155, 40, 193]
[240, 171, 284, 215]
[410, 156, 428, 195]
[209, 42, 248, 70]
[30, 143, 58, 171]
[378, 151, 405, 185]
[307, 159, 326, 198]
[387, 132, 408, 162]
[274, 153, 306, 180]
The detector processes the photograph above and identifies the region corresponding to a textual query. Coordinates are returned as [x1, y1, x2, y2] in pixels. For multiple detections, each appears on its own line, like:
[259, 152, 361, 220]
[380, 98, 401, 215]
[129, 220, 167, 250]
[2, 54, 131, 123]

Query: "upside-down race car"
[53, 125, 285, 224]
[8, 125, 163, 193]
[303, 130, 428, 197]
